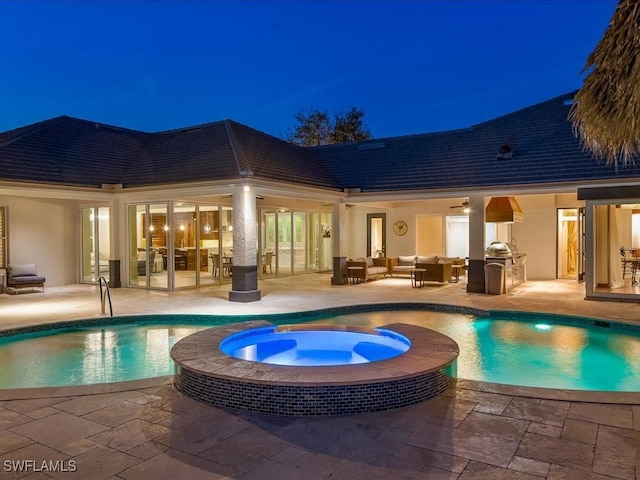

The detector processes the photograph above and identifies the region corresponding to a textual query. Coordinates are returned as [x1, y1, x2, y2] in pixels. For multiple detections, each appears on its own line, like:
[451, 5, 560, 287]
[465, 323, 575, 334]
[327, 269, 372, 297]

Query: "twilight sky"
[0, 0, 618, 140]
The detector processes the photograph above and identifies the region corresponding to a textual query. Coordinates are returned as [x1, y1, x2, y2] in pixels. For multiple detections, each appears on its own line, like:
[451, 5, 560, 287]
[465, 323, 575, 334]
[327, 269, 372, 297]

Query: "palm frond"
[569, 0, 640, 166]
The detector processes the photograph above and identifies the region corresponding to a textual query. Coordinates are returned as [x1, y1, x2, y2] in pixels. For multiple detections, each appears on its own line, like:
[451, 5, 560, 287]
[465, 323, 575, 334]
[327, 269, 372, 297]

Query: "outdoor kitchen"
[482, 196, 527, 294]
[485, 241, 527, 293]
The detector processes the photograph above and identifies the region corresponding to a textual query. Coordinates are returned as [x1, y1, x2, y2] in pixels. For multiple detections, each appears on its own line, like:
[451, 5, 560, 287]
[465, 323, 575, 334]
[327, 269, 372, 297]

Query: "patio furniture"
[451, 264, 463, 283]
[389, 254, 457, 283]
[389, 254, 438, 276]
[621, 248, 639, 284]
[6, 264, 46, 293]
[348, 266, 364, 285]
[346, 257, 388, 282]
[411, 268, 426, 288]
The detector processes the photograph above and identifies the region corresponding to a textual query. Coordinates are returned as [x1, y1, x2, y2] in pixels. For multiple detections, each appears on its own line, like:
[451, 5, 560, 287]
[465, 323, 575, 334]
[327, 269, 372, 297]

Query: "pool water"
[0, 324, 204, 388]
[219, 326, 411, 366]
[0, 310, 639, 391]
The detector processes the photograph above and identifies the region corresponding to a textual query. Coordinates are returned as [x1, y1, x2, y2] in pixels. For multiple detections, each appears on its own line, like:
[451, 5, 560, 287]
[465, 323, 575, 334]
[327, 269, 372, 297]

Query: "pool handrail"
[98, 276, 113, 317]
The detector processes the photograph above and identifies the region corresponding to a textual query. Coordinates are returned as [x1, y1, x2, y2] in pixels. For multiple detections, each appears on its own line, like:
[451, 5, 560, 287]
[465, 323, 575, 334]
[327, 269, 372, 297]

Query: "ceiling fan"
[450, 198, 471, 213]
[221, 194, 265, 200]
[450, 198, 470, 209]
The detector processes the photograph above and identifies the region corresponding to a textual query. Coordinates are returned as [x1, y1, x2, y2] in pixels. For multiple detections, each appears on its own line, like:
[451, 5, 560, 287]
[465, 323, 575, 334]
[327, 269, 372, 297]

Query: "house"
[1, 91, 640, 302]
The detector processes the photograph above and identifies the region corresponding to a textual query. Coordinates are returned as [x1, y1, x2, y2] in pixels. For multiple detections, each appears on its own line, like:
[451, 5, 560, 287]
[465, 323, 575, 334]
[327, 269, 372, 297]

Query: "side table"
[450, 264, 463, 283]
[411, 268, 426, 288]
[347, 266, 364, 285]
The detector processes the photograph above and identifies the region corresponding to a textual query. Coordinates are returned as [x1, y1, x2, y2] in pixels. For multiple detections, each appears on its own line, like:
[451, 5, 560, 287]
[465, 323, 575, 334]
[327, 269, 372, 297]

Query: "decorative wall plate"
[393, 220, 408, 236]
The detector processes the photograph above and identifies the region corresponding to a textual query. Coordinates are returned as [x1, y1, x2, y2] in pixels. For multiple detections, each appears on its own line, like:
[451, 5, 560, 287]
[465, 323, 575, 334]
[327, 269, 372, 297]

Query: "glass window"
[592, 202, 639, 298]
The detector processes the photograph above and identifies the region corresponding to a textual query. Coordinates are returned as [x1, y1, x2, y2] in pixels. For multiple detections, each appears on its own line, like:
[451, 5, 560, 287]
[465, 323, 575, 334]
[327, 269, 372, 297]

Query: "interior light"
[163, 224, 169, 231]
[179, 224, 185, 231]
[463, 207, 471, 214]
[149, 225, 155, 232]
[243, 185, 250, 192]
[228, 225, 233, 232]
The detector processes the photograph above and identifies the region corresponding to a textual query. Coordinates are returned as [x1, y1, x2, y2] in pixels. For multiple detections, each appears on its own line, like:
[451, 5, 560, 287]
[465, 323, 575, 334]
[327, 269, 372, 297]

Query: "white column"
[466, 195, 487, 293]
[229, 184, 261, 302]
[331, 202, 348, 285]
[110, 195, 124, 287]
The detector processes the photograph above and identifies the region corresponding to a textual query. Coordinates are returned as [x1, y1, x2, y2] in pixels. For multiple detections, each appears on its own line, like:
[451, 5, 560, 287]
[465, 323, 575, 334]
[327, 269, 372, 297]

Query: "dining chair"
[210, 254, 232, 277]
[263, 251, 274, 274]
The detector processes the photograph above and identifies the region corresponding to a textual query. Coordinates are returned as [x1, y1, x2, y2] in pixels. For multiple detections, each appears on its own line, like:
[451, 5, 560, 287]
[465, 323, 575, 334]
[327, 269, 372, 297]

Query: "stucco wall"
[1, 196, 78, 286]
[346, 206, 387, 259]
[511, 194, 583, 280]
[347, 194, 581, 281]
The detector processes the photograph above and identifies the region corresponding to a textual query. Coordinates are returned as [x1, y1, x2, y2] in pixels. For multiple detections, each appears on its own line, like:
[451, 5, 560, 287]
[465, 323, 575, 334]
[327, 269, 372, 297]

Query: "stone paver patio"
[0, 274, 639, 479]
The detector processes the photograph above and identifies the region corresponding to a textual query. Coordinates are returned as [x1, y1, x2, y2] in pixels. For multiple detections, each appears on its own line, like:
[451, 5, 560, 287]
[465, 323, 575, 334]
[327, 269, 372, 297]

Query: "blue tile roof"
[311, 91, 640, 192]
[0, 116, 151, 187]
[0, 117, 340, 189]
[1, 91, 639, 192]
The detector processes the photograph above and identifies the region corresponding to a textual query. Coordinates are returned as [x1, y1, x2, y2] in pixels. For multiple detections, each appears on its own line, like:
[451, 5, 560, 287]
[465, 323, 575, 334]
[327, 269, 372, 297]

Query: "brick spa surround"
[171, 320, 459, 416]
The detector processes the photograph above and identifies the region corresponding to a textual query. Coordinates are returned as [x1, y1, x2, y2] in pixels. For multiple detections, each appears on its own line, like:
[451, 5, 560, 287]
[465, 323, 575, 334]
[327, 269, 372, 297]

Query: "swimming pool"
[1, 307, 639, 391]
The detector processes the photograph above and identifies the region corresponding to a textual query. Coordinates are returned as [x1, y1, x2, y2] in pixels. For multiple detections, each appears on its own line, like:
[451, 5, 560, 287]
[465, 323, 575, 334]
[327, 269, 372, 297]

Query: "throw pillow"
[398, 255, 416, 266]
[8, 264, 37, 277]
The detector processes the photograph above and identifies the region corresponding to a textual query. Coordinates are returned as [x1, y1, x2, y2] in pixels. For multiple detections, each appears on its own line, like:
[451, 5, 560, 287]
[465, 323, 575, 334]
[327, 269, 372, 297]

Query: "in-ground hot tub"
[220, 324, 411, 366]
[171, 321, 459, 416]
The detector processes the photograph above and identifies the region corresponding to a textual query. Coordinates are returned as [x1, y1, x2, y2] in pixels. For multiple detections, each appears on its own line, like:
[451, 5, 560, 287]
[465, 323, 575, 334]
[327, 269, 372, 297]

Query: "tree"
[569, 0, 640, 166]
[286, 109, 332, 147]
[331, 107, 372, 144]
[285, 107, 372, 146]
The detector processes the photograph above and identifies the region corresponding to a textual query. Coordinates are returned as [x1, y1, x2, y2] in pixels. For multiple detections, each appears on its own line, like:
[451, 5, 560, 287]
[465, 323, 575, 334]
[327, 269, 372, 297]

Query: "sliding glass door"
[277, 211, 292, 275]
[260, 209, 332, 276]
[81, 206, 110, 284]
[127, 202, 223, 289]
[173, 204, 197, 288]
[128, 203, 169, 289]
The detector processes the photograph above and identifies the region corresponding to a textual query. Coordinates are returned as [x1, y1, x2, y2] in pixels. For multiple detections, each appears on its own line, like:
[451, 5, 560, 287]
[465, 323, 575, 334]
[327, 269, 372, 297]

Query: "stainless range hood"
[485, 197, 523, 223]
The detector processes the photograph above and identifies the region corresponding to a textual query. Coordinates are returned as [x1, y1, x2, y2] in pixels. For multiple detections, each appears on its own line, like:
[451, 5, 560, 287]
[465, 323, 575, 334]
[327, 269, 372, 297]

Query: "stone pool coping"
[171, 320, 458, 387]
[171, 321, 459, 415]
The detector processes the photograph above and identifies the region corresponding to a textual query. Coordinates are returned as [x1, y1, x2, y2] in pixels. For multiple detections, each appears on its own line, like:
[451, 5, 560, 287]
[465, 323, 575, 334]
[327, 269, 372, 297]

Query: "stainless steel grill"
[486, 241, 519, 258]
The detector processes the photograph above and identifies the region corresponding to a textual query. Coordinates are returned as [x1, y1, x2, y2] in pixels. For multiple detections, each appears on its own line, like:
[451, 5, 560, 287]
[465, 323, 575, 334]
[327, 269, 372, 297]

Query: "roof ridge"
[468, 90, 578, 130]
[225, 120, 253, 177]
[153, 118, 228, 135]
[56, 115, 151, 135]
[309, 127, 469, 151]
[117, 130, 161, 183]
[0, 116, 70, 148]
[225, 119, 303, 146]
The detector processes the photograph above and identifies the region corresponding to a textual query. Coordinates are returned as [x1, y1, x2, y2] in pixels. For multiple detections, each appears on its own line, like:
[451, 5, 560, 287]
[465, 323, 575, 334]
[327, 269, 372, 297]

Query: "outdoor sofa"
[389, 254, 464, 283]
[6, 264, 46, 293]
[346, 256, 389, 282]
